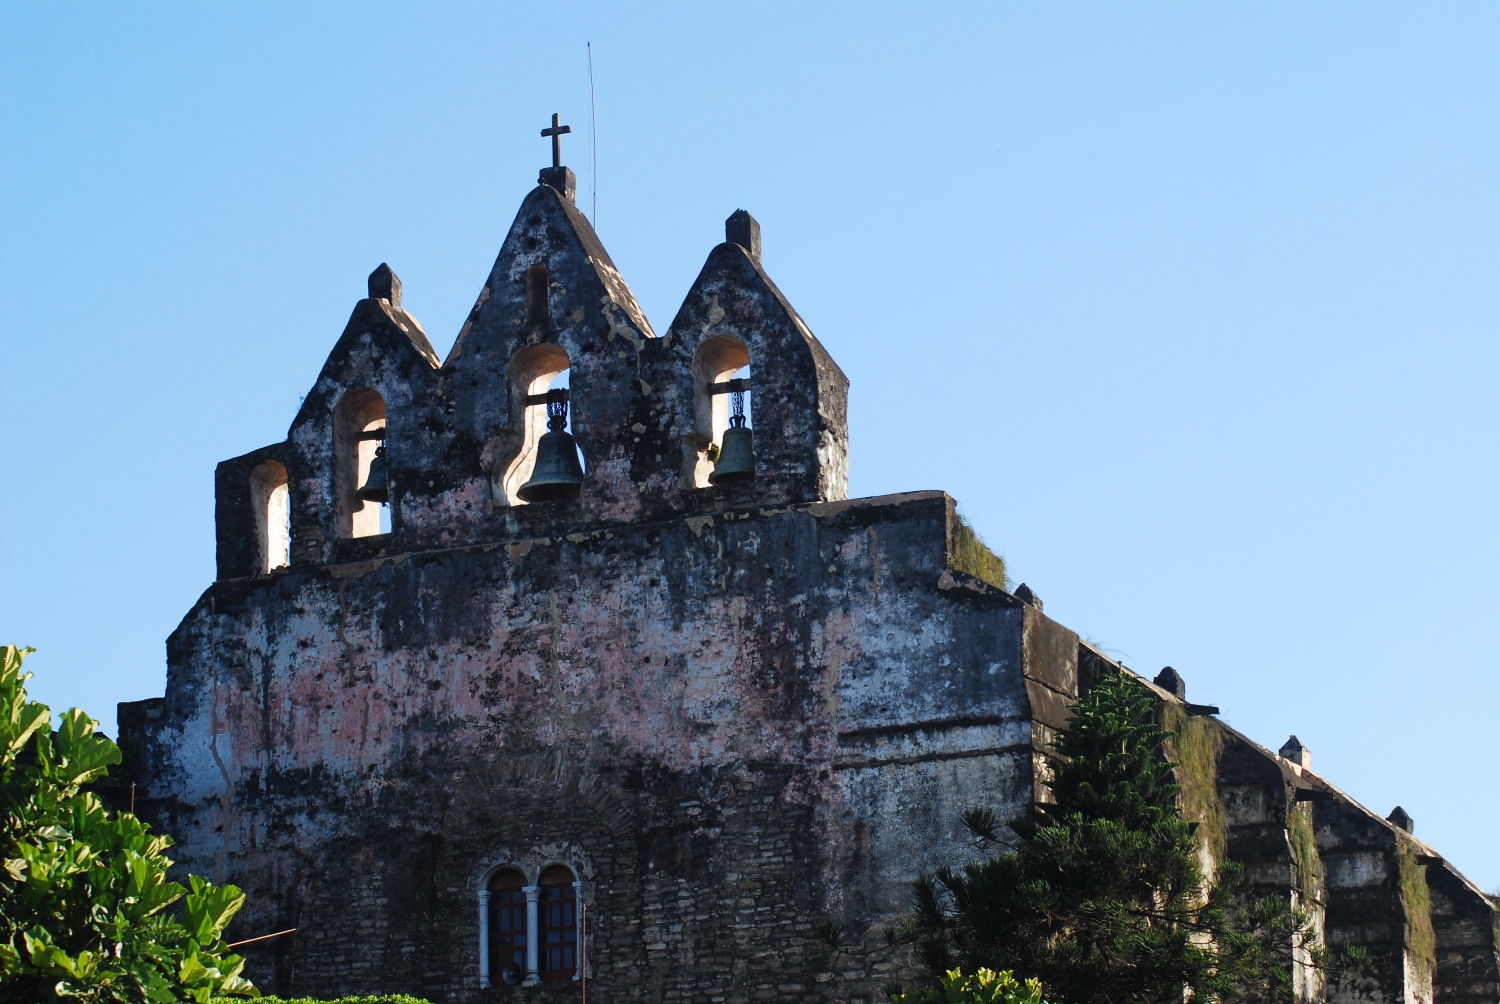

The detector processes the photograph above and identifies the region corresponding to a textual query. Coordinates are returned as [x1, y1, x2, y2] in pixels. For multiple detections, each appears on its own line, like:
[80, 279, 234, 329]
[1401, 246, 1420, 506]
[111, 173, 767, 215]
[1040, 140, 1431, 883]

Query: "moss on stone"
[1162, 704, 1227, 868]
[1286, 801, 1323, 905]
[1397, 838, 1436, 987]
[952, 513, 1008, 591]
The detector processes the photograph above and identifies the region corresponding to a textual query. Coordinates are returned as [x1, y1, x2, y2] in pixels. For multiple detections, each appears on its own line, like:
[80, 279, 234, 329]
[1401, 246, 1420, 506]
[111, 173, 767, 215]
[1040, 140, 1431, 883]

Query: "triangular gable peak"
[656, 212, 849, 506]
[444, 181, 653, 426]
[212, 266, 442, 578]
[281, 266, 442, 564]
[439, 178, 657, 520]
[292, 267, 441, 434]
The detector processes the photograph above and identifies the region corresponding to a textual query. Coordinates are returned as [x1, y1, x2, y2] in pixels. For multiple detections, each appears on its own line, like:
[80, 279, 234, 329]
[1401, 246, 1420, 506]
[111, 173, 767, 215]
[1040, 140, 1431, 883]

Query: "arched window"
[538, 864, 578, 983]
[249, 460, 290, 574]
[688, 335, 753, 488]
[477, 861, 586, 987]
[485, 868, 528, 985]
[502, 346, 583, 505]
[333, 390, 387, 538]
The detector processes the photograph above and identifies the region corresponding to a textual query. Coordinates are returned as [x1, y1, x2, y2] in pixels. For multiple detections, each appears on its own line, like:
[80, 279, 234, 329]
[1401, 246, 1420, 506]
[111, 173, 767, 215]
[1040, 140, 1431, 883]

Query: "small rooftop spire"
[1154, 666, 1185, 700]
[1387, 806, 1414, 833]
[368, 263, 401, 307]
[1279, 735, 1311, 770]
[726, 209, 761, 264]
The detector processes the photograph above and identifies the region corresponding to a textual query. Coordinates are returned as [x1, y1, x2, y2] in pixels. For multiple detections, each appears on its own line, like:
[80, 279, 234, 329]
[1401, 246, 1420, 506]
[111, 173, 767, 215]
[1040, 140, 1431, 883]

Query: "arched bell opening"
[687, 335, 754, 488]
[333, 389, 388, 538]
[503, 345, 585, 505]
[249, 460, 290, 574]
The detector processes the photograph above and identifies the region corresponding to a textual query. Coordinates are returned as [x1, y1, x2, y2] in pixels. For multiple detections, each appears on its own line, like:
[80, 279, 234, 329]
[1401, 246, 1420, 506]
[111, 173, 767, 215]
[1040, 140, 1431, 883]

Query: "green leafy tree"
[897, 671, 1332, 1004]
[889, 968, 1047, 1004]
[0, 644, 258, 1002]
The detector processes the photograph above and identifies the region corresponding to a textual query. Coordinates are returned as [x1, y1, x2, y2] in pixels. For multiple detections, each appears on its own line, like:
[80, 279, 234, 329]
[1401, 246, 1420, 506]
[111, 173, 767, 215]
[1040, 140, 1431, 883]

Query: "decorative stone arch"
[248, 459, 290, 574]
[686, 334, 751, 488]
[473, 844, 596, 988]
[445, 753, 635, 843]
[332, 389, 386, 538]
[477, 858, 529, 888]
[471, 844, 599, 895]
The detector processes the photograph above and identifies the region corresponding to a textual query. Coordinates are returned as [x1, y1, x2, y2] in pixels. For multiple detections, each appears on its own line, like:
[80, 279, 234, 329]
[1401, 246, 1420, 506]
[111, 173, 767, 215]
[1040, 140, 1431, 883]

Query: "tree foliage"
[897, 671, 1331, 1004]
[0, 644, 258, 1002]
[889, 968, 1046, 1004]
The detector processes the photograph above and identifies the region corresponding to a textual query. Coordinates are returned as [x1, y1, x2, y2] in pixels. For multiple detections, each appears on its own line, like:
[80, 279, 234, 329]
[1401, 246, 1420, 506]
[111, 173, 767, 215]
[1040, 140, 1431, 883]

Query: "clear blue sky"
[3, 4, 1497, 890]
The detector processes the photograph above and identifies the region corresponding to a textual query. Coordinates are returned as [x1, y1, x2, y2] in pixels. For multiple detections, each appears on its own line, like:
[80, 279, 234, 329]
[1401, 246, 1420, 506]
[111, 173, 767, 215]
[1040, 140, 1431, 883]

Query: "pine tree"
[898, 671, 1322, 1004]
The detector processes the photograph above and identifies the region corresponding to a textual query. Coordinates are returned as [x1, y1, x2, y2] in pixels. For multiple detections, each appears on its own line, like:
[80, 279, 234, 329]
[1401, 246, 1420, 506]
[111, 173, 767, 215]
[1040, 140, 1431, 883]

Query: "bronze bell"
[709, 388, 755, 484]
[356, 444, 390, 504]
[709, 426, 755, 484]
[518, 390, 584, 503]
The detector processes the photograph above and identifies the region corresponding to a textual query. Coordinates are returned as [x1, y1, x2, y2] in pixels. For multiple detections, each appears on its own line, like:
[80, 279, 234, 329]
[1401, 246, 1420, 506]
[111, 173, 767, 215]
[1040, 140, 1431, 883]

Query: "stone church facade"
[118, 153, 1499, 1003]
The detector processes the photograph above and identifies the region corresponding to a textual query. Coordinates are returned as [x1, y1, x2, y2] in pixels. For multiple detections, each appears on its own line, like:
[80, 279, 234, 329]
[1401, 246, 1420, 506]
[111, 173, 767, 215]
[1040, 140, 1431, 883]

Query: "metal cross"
[541, 113, 572, 169]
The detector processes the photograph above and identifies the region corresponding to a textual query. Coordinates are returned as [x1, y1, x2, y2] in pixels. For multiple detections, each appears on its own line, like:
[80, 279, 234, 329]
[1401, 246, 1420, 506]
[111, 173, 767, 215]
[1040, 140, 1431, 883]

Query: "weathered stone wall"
[125, 492, 1058, 1002]
[1034, 644, 1498, 1004]
[1126, 660, 1495, 1004]
[1427, 859, 1500, 1004]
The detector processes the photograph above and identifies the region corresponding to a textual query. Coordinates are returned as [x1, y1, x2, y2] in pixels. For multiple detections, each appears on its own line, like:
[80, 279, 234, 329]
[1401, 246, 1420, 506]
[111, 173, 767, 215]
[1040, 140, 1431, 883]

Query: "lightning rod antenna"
[588, 42, 598, 228]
